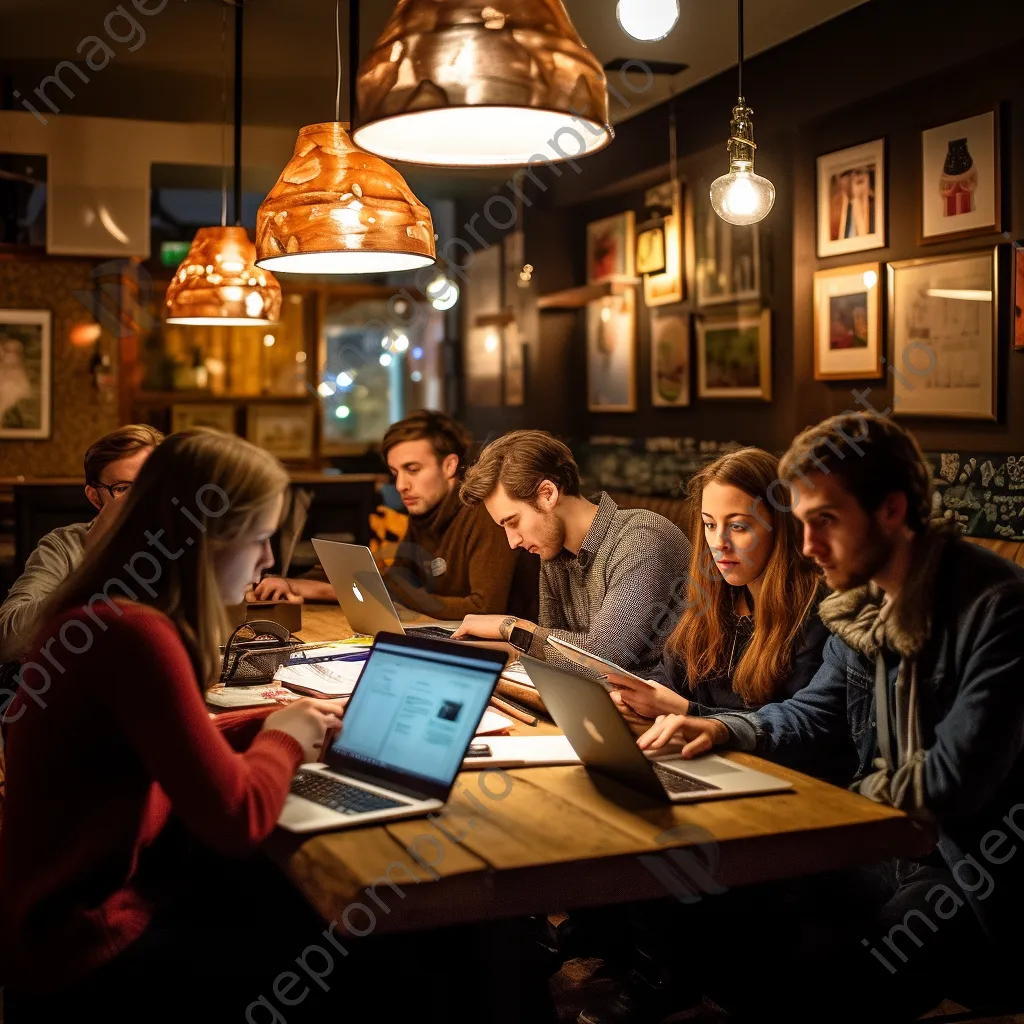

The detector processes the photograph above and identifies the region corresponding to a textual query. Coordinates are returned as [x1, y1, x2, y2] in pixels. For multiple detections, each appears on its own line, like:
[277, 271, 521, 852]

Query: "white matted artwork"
[586, 211, 636, 285]
[650, 306, 690, 407]
[642, 181, 685, 307]
[695, 199, 760, 307]
[887, 249, 998, 420]
[696, 309, 772, 401]
[812, 263, 883, 380]
[586, 288, 636, 412]
[920, 111, 1000, 244]
[817, 139, 886, 258]
[0, 309, 51, 439]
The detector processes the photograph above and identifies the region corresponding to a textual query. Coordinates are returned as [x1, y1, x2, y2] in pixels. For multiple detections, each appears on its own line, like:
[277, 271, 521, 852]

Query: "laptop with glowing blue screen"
[277, 632, 505, 833]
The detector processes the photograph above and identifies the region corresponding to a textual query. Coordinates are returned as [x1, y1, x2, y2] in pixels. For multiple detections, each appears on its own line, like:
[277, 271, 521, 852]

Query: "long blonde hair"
[12, 429, 289, 688]
[667, 447, 821, 706]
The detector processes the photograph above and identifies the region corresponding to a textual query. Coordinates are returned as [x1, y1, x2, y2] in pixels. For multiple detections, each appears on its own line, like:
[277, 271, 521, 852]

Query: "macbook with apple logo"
[311, 538, 460, 641]
[522, 657, 792, 803]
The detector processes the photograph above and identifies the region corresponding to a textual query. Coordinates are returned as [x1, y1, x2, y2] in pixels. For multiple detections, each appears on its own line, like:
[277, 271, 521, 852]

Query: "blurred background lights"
[379, 352, 393, 367]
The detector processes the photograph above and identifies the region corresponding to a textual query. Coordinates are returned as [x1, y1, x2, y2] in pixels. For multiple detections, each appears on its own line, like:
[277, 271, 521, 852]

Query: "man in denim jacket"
[644, 413, 1024, 1020]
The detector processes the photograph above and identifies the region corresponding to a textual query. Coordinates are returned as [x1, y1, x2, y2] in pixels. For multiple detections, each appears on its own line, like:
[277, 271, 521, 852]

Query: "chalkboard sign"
[927, 452, 1024, 541]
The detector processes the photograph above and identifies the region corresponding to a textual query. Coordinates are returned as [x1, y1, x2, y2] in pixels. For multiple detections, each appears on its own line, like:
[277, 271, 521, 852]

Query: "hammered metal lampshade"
[352, 0, 612, 167]
[165, 226, 282, 325]
[255, 122, 436, 275]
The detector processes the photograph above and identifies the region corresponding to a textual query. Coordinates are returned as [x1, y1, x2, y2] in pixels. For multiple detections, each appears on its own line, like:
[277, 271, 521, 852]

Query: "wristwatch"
[500, 615, 534, 653]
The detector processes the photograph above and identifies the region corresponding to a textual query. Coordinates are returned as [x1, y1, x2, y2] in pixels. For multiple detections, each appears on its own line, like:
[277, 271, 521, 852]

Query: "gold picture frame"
[696, 309, 772, 401]
[813, 263, 883, 380]
[246, 402, 316, 460]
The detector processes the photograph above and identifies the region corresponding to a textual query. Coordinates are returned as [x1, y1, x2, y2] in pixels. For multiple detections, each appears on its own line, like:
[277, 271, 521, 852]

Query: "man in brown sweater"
[254, 411, 536, 619]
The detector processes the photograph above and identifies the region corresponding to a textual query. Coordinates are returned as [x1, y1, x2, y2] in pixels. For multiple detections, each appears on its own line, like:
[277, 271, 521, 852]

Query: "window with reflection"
[319, 295, 447, 452]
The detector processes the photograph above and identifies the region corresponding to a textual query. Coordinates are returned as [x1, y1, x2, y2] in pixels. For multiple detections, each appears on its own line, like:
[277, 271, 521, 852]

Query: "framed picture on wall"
[1013, 240, 1024, 352]
[696, 309, 772, 401]
[246, 402, 316, 460]
[887, 249, 998, 420]
[586, 211, 636, 285]
[0, 308, 51, 440]
[920, 110, 1001, 244]
[812, 263, 883, 380]
[816, 139, 886, 258]
[171, 403, 236, 434]
[586, 287, 636, 412]
[650, 306, 690, 407]
[695, 199, 760, 307]
[641, 181, 686, 307]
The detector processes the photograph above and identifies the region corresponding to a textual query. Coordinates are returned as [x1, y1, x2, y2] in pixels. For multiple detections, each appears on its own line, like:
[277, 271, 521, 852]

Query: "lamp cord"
[737, 0, 744, 100]
[219, 1, 228, 228]
[335, 0, 342, 123]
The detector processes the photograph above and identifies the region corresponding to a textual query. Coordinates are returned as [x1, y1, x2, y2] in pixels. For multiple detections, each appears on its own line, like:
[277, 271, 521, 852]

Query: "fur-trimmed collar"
[818, 521, 959, 658]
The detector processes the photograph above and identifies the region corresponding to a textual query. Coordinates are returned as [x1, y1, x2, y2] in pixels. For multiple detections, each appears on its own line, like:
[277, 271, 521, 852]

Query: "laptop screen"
[330, 640, 497, 789]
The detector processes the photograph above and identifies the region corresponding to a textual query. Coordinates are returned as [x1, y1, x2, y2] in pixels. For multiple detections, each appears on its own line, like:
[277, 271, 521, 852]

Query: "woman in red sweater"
[0, 429, 345, 1021]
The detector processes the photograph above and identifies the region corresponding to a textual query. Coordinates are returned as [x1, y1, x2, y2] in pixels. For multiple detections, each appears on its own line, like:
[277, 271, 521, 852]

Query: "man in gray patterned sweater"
[454, 430, 690, 676]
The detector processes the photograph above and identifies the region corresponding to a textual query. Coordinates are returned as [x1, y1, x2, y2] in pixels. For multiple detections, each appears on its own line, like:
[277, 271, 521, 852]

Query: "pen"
[489, 694, 539, 728]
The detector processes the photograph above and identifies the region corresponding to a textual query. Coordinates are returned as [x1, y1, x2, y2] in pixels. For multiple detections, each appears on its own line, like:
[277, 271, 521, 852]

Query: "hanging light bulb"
[255, 3, 435, 274]
[165, 2, 281, 325]
[710, 0, 775, 226]
[616, 0, 679, 42]
[426, 269, 459, 311]
[352, 0, 611, 167]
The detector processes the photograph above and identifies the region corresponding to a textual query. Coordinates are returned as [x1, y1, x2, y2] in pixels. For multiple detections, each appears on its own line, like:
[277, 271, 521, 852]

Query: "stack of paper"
[207, 684, 298, 710]
[273, 657, 367, 698]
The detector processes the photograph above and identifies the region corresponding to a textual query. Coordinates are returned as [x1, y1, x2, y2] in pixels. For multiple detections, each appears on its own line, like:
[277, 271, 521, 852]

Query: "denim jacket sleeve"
[922, 580, 1024, 820]
[712, 633, 852, 772]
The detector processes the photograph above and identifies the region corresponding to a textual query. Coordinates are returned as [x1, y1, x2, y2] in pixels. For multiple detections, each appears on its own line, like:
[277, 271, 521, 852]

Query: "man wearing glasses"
[0, 424, 164, 655]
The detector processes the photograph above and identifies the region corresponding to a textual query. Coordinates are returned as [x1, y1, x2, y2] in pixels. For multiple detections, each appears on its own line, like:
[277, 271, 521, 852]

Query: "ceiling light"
[616, 0, 679, 42]
[380, 352, 393, 367]
[393, 334, 409, 353]
[335, 405, 351, 419]
[426, 270, 460, 310]
[352, 0, 612, 167]
[255, 122, 435, 275]
[318, 380, 337, 397]
[710, 0, 775, 226]
[256, 3, 434, 274]
[165, 227, 282, 326]
[165, 2, 282, 325]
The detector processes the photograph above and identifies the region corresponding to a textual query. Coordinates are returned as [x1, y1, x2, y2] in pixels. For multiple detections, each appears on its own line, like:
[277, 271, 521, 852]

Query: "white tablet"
[544, 636, 650, 689]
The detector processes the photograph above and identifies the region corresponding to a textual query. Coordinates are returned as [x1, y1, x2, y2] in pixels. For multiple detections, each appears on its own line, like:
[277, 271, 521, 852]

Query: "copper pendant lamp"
[254, 1, 435, 275]
[165, 1, 281, 326]
[255, 121, 435, 275]
[352, 0, 612, 167]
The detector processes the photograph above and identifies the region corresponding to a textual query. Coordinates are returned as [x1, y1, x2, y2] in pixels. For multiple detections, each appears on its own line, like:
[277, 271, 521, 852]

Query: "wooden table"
[272, 605, 931, 936]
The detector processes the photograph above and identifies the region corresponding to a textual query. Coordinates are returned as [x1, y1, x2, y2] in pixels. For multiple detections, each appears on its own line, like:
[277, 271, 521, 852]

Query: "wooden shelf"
[536, 279, 639, 311]
[133, 392, 313, 404]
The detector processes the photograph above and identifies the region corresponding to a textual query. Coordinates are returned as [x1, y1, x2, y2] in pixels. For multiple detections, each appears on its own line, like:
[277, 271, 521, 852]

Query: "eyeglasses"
[92, 480, 133, 500]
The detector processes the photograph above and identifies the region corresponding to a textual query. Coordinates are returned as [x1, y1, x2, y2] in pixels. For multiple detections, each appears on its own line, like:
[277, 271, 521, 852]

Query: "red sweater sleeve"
[97, 606, 302, 856]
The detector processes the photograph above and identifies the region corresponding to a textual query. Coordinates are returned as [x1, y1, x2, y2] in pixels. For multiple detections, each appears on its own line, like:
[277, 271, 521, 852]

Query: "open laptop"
[311, 538, 458, 641]
[522, 658, 792, 803]
[279, 632, 506, 832]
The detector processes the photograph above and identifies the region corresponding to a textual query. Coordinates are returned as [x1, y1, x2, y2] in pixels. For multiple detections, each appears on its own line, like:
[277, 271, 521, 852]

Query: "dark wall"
[460, 0, 1024, 453]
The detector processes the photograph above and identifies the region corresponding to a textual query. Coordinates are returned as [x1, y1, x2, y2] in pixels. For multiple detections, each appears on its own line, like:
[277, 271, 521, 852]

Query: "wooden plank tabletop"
[267, 604, 932, 934]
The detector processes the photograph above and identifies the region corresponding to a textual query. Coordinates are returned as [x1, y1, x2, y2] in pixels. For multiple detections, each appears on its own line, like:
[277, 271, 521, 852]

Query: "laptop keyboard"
[652, 762, 721, 795]
[291, 770, 407, 815]
[407, 625, 456, 640]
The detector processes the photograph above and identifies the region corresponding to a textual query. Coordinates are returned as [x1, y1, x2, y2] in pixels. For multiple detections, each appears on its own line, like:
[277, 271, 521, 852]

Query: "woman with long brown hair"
[0, 429, 346, 1022]
[606, 446, 829, 723]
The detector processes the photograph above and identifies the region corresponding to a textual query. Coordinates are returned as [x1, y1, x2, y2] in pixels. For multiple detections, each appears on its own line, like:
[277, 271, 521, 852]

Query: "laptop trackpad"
[662, 757, 743, 778]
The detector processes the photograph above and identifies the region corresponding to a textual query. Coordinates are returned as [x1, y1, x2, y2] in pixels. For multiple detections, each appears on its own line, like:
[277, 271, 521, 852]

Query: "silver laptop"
[522, 658, 792, 803]
[279, 631, 506, 833]
[311, 538, 458, 641]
